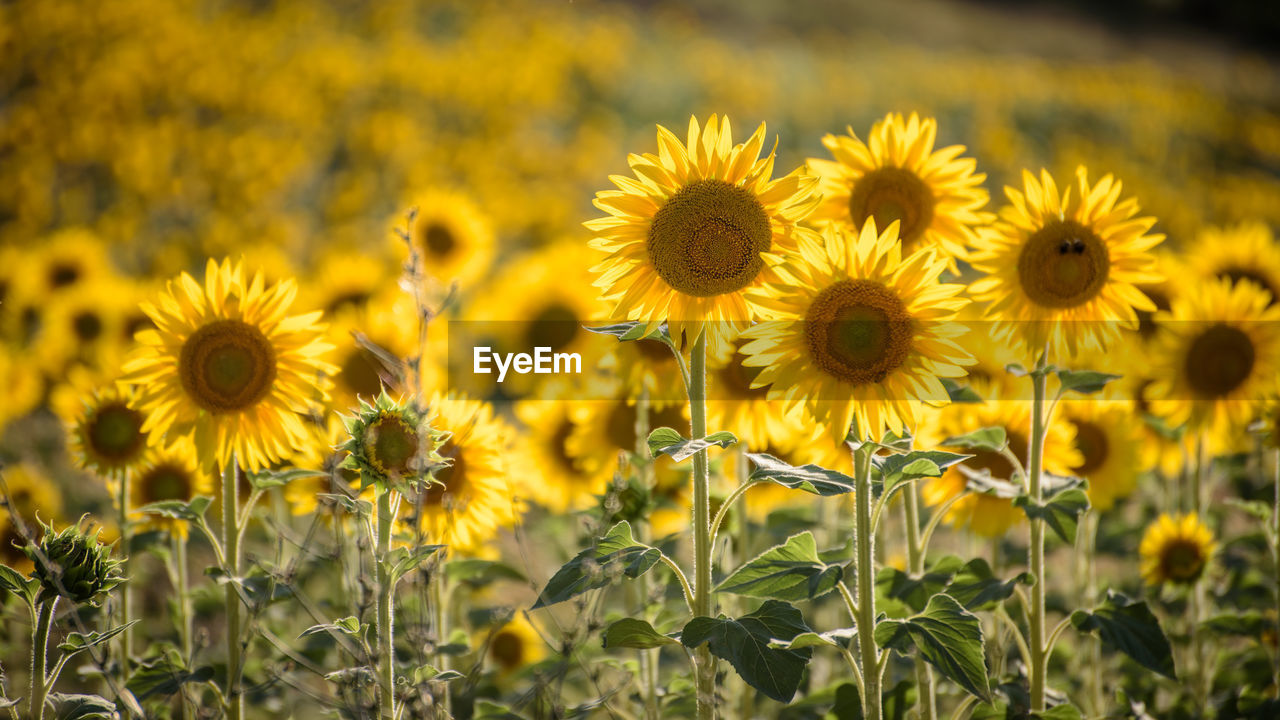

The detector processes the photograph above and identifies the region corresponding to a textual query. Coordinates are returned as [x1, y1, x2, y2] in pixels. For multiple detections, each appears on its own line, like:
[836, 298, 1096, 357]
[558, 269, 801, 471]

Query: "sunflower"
[1185, 222, 1280, 305]
[919, 398, 1081, 538]
[0, 347, 42, 429]
[968, 167, 1164, 358]
[326, 289, 418, 413]
[808, 112, 991, 271]
[59, 377, 150, 483]
[587, 114, 820, 353]
[602, 336, 687, 408]
[706, 333, 797, 450]
[399, 189, 495, 290]
[130, 440, 213, 539]
[740, 220, 973, 444]
[1146, 278, 1280, 439]
[515, 381, 620, 513]
[1058, 400, 1142, 513]
[29, 227, 116, 297]
[487, 613, 548, 676]
[121, 258, 337, 472]
[398, 394, 522, 555]
[300, 246, 399, 319]
[35, 277, 139, 376]
[1139, 513, 1214, 586]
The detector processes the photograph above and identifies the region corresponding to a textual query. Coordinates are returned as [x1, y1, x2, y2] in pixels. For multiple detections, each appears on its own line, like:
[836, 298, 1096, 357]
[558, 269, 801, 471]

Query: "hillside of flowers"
[2, 1, 1280, 719]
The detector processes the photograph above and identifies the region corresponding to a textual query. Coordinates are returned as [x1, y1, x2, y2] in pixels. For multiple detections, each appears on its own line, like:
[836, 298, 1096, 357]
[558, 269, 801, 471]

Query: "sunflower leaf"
[1071, 591, 1176, 679]
[681, 600, 814, 703]
[137, 496, 213, 522]
[59, 621, 140, 654]
[877, 555, 965, 614]
[1014, 487, 1090, 544]
[532, 521, 660, 609]
[584, 322, 674, 347]
[602, 618, 679, 649]
[301, 615, 365, 639]
[1055, 369, 1122, 396]
[0, 562, 38, 608]
[873, 450, 971, 499]
[874, 593, 991, 703]
[943, 427, 1007, 453]
[745, 453, 856, 496]
[767, 627, 857, 650]
[1033, 704, 1085, 720]
[47, 693, 117, 720]
[717, 531, 842, 601]
[247, 467, 327, 489]
[942, 378, 985, 403]
[385, 544, 447, 586]
[647, 427, 737, 462]
[124, 650, 215, 701]
[1201, 611, 1273, 637]
[944, 558, 1034, 611]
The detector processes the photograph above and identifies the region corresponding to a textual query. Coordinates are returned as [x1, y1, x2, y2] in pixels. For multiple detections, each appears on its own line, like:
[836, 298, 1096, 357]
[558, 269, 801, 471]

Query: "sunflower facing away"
[122, 258, 337, 472]
[969, 167, 1164, 358]
[1140, 512, 1214, 586]
[587, 114, 820, 352]
[808, 112, 991, 271]
[740, 220, 973, 443]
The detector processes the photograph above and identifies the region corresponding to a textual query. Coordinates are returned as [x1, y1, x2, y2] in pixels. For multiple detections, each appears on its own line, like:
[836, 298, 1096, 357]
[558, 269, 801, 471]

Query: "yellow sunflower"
[706, 333, 799, 451]
[28, 227, 116, 297]
[601, 336, 687, 408]
[487, 613, 548, 676]
[130, 439, 213, 540]
[740, 220, 973, 444]
[0, 347, 42, 429]
[808, 112, 991, 271]
[121, 258, 337, 472]
[1185, 221, 1280, 305]
[399, 189, 495, 290]
[0, 464, 65, 574]
[587, 114, 820, 353]
[58, 376, 150, 483]
[1146, 278, 1280, 439]
[968, 167, 1164, 358]
[325, 289, 418, 413]
[515, 380, 621, 513]
[919, 398, 1081, 538]
[300, 246, 399, 319]
[1139, 513, 1214, 586]
[1058, 400, 1142, 513]
[35, 277, 140, 376]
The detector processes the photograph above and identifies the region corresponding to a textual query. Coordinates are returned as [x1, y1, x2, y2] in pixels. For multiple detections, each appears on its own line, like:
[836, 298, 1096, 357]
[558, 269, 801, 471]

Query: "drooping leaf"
[647, 427, 738, 462]
[681, 600, 814, 703]
[717, 531, 842, 602]
[943, 427, 1007, 452]
[1071, 591, 1176, 679]
[602, 618, 678, 649]
[532, 521, 661, 609]
[1055, 369, 1122, 396]
[768, 627, 857, 650]
[48, 694, 117, 720]
[59, 621, 140, 654]
[874, 593, 990, 702]
[876, 555, 965, 613]
[1014, 487, 1090, 544]
[944, 558, 1034, 611]
[745, 453, 856, 496]
[137, 496, 213, 522]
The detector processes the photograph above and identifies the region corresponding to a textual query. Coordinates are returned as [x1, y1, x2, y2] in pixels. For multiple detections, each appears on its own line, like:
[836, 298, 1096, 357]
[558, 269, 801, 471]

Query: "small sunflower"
[587, 114, 819, 352]
[1147, 278, 1280, 439]
[62, 380, 150, 482]
[968, 167, 1164, 358]
[919, 398, 1081, 538]
[740, 220, 973, 444]
[341, 392, 446, 491]
[131, 440, 213, 539]
[515, 382, 621, 513]
[808, 112, 991, 271]
[400, 189, 495, 290]
[1058, 400, 1142, 513]
[1139, 513, 1214, 586]
[1185, 222, 1280, 305]
[30, 227, 116, 297]
[34, 277, 138, 375]
[601, 336, 687, 408]
[487, 613, 547, 676]
[121, 258, 337, 472]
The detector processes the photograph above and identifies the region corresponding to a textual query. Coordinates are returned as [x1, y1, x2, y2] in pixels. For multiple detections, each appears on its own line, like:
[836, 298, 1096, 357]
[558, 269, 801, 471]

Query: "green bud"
[340, 391, 446, 492]
[24, 518, 125, 606]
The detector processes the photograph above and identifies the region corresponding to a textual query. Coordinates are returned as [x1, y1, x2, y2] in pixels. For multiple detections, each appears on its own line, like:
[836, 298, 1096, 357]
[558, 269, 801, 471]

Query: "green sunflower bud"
[24, 518, 125, 606]
[340, 391, 447, 492]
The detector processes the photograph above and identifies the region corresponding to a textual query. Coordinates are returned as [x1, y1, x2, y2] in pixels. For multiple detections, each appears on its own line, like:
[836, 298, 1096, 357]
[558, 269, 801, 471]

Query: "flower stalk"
[29, 597, 58, 720]
[902, 484, 936, 720]
[1026, 352, 1049, 713]
[376, 489, 396, 719]
[689, 331, 717, 720]
[117, 469, 132, 681]
[222, 456, 244, 720]
[851, 441, 881, 719]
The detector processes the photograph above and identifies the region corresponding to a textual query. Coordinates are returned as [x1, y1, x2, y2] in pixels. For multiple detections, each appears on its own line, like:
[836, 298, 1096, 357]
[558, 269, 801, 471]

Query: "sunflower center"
[717, 347, 769, 400]
[1017, 220, 1110, 309]
[50, 263, 80, 288]
[1160, 538, 1206, 582]
[1070, 420, 1109, 476]
[339, 347, 386, 400]
[491, 629, 525, 669]
[421, 223, 456, 257]
[425, 444, 467, 507]
[73, 311, 103, 342]
[647, 179, 771, 298]
[140, 463, 192, 503]
[804, 279, 912, 386]
[1221, 266, 1279, 304]
[325, 291, 372, 316]
[849, 167, 935, 249]
[527, 303, 580, 351]
[550, 418, 577, 473]
[368, 415, 419, 477]
[179, 319, 278, 413]
[88, 403, 147, 462]
[1185, 323, 1255, 398]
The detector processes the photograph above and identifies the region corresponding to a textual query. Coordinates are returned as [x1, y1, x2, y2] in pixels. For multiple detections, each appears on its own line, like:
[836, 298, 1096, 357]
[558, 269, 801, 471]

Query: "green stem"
[376, 490, 396, 719]
[174, 532, 193, 720]
[29, 598, 57, 720]
[634, 389, 660, 720]
[853, 443, 881, 720]
[1191, 434, 1208, 705]
[117, 469, 132, 684]
[222, 457, 244, 720]
[431, 565, 451, 715]
[1027, 353, 1049, 713]
[902, 485, 936, 720]
[689, 331, 716, 720]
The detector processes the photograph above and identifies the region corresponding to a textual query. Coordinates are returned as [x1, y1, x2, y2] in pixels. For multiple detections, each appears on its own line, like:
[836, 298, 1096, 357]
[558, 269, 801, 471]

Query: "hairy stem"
[902, 485, 936, 720]
[29, 598, 57, 720]
[689, 332, 717, 719]
[853, 443, 881, 720]
[117, 470, 132, 682]
[376, 490, 395, 719]
[174, 532, 193, 720]
[222, 457, 244, 720]
[1027, 353, 1049, 712]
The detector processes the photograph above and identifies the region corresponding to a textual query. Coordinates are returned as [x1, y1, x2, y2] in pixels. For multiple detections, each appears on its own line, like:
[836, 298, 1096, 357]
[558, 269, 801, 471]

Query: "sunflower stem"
[117, 469, 132, 683]
[689, 331, 717, 720]
[1027, 352, 1049, 713]
[376, 489, 396, 719]
[633, 388, 661, 720]
[173, 532, 194, 720]
[851, 441, 881, 720]
[1191, 433, 1209, 705]
[902, 483, 936, 720]
[222, 457, 244, 720]
[29, 597, 56, 720]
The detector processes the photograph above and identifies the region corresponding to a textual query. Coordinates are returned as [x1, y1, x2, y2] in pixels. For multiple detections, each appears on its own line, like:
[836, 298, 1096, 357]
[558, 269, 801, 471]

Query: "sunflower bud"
[24, 518, 125, 606]
[340, 392, 446, 492]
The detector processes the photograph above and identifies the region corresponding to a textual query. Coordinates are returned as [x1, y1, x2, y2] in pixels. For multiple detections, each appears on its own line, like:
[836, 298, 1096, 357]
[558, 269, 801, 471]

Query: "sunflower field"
[3, 0, 1280, 718]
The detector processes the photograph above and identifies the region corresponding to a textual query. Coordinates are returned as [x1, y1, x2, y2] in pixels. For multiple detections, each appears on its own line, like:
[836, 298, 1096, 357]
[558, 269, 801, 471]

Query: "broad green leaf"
[532, 521, 660, 609]
[137, 496, 213, 522]
[602, 618, 678, 649]
[874, 593, 990, 702]
[745, 453, 856, 496]
[873, 451, 971, 499]
[48, 693, 116, 720]
[1070, 591, 1175, 679]
[126, 652, 215, 701]
[409, 665, 465, 683]
[385, 544, 446, 585]
[300, 615, 365, 639]
[59, 621, 140, 654]
[1201, 611, 1272, 637]
[247, 467, 327, 490]
[647, 427, 737, 462]
[945, 558, 1034, 611]
[943, 427, 1007, 452]
[942, 378, 984, 403]
[0, 562, 38, 607]
[877, 556, 965, 613]
[717, 531, 842, 602]
[1056, 369, 1122, 396]
[681, 600, 814, 703]
[1014, 487, 1090, 544]
[1033, 704, 1084, 720]
[584, 322, 674, 346]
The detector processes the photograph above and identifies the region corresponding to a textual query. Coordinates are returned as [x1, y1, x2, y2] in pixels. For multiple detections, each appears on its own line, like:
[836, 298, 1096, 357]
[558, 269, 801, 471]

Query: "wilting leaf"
[875, 593, 990, 702]
[681, 600, 814, 703]
[602, 618, 678, 649]
[1071, 591, 1176, 679]
[647, 427, 738, 462]
[533, 521, 660, 609]
[745, 453, 856, 496]
[717, 531, 842, 602]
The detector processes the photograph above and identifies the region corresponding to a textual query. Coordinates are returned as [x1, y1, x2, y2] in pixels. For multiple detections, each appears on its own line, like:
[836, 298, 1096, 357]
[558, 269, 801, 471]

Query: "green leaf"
[445, 559, 526, 585]
[532, 521, 660, 609]
[681, 600, 814, 703]
[1070, 591, 1175, 679]
[717, 531, 842, 602]
[324, 666, 377, 686]
[647, 427, 737, 462]
[874, 593, 990, 702]
[745, 453, 856, 496]
[137, 496, 213, 522]
[1033, 704, 1084, 720]
[1201, 611, 1273, 637]
[941, 378, 984, 403]
[943, 427, 1007, 452]
[59, 621, 140, 654]
[767, 627, 857, 650]
[126, 652, 215, 701]
[301, 615, 365, 639]
[409, 665, 465, 684]
[48, 693, 117, 720]
[877, 556, 965, 614]
[945, 558, 1034, 611]
[385, 544, 446, 585]
[316, 492, 373, 517]
[585, 322, 674, 346]
[1056, 369, 1122, 396]
[874, 450, 971, 499]
[0, 562, 38, 607]
[602, 618, 678, 649]
[246, 467, 327, 490]
[1014, 487, 1090, 544]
